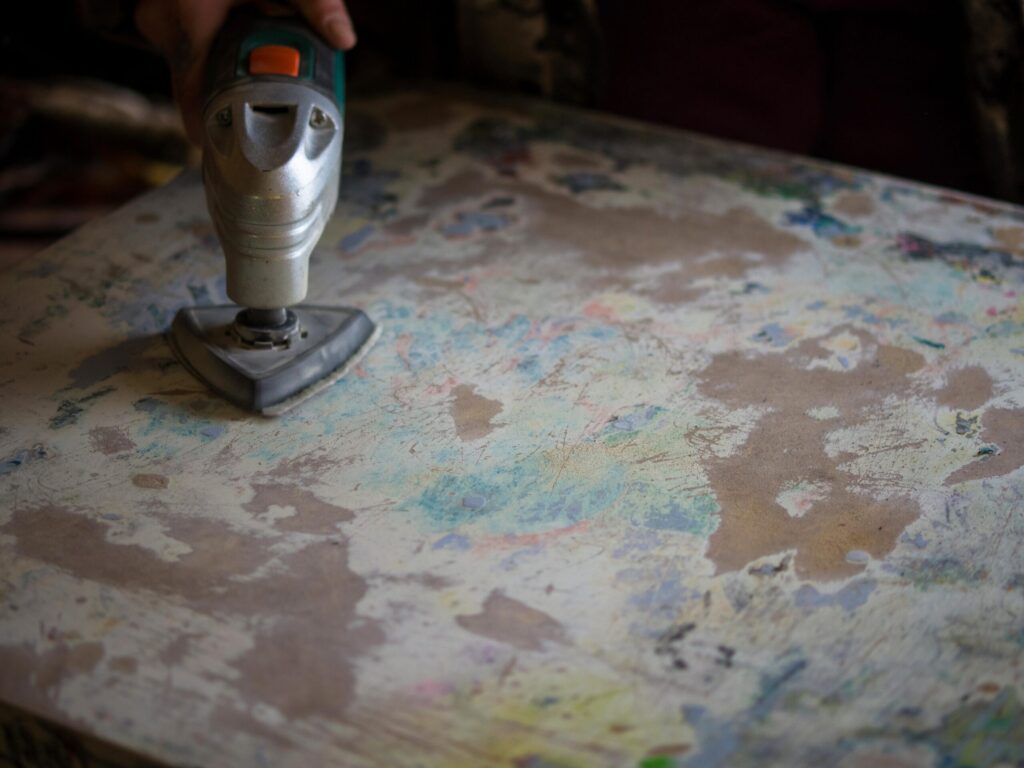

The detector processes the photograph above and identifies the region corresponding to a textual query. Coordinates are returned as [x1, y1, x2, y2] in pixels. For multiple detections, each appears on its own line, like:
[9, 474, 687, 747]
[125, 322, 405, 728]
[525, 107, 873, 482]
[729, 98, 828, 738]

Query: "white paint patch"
[259, 504, 299, 524]
[775, 480, 830, 518]
[807, 331, 865, 372]
[807, 405, 840, 420]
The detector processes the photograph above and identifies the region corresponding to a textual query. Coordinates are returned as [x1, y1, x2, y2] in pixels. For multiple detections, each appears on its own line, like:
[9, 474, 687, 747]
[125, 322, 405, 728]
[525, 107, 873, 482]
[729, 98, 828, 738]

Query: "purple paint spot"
[433, 533, 471, 551]
[794, 578, 876, 613]
[462, 494, 487, 509]
[200, 424, 226, 439]
[606, 405, 664, 434]
[340, 224, 375, 253]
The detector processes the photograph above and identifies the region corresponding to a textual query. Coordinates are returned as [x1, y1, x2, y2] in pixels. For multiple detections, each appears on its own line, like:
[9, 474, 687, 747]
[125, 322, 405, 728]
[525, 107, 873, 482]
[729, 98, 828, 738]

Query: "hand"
[135, 0, 356, 144]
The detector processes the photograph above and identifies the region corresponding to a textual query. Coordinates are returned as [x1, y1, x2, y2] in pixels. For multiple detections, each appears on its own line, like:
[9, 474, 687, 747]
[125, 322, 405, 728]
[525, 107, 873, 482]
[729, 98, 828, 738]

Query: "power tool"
[168, 8, 378, 414]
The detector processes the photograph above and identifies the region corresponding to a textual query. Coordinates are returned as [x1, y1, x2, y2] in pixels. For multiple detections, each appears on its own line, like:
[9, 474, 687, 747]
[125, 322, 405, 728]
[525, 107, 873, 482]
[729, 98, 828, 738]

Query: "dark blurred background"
[2, 0, 1021, 267]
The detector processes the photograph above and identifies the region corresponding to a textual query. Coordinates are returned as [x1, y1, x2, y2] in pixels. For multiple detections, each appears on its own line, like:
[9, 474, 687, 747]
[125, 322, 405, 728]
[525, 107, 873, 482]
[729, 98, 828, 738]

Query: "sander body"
[168, 9, 377, 414]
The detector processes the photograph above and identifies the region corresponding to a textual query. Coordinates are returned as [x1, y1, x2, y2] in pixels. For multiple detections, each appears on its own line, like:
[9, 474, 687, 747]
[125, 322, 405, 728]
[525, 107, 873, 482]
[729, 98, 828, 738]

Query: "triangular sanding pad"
[168, 305, 378, 414]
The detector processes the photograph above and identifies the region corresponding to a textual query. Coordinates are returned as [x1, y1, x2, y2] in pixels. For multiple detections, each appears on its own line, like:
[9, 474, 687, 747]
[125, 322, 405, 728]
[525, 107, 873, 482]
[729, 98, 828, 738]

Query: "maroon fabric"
[600, 1, 824, 154]
[598, 0, 985, 193]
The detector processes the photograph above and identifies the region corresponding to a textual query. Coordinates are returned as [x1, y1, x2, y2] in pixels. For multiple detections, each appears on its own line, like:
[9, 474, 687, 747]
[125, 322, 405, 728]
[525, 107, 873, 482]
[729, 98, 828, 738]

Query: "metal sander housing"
[167, 9, 378, 414]
[203, 81, 342, 309]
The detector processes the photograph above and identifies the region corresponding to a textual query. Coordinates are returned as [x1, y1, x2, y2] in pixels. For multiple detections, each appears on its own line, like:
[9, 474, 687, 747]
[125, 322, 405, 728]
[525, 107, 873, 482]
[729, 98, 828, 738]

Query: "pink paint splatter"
[477, 520, 592, 552]
[583, 300, 616, 322]
[425, 375, 457, 397]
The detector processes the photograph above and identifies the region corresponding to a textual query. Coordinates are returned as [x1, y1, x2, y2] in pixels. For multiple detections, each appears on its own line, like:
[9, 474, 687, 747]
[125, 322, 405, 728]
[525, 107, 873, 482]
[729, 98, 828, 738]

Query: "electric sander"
[168, 8, 378, 415]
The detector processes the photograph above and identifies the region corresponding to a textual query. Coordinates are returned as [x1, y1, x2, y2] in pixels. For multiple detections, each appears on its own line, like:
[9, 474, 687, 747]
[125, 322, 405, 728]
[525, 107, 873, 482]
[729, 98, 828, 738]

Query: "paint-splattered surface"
[1, 89, 1022, 767]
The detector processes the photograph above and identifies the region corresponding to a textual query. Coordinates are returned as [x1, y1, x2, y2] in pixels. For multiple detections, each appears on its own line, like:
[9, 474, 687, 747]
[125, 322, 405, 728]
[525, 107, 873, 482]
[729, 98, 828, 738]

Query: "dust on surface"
[456, 590, 567, 651]
[698, 331, 925, 579]
[946, 408, 1024, 485]
[450, 384, 503, 442]
[936, 366, 994, 411]
[88, 426, 135, 455]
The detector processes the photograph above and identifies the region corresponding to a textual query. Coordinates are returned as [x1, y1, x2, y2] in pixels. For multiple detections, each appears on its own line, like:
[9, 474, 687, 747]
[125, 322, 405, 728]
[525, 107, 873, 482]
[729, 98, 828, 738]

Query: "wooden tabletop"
[1, 88, 1022, 768]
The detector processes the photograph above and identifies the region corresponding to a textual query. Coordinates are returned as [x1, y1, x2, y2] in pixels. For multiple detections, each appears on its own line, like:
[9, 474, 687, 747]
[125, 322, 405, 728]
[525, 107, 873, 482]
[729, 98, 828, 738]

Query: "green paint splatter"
[912, 335, 946, 349]
[922, 688, 1024, 768]
[639, 757, 676, 768]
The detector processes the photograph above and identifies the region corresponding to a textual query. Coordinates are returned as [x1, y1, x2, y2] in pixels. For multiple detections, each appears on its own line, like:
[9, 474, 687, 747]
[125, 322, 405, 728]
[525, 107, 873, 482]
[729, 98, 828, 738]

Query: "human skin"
[135, 0, 357, 143]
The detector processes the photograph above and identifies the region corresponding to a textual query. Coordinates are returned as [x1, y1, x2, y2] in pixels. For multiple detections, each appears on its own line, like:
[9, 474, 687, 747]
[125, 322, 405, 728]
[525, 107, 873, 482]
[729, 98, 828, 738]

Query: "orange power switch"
[249, 45, 301, 77]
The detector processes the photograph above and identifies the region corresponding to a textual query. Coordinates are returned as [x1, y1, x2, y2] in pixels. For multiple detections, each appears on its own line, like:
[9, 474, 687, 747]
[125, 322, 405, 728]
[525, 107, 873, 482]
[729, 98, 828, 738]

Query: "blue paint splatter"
[340, 224, 375, 253]
[611, 528, 663, 557]
[442, 211, 512, 238]
[499, 546, 542, 571]
[682, 706, 740, 768]
[432, 533, 471, 551]
[794, 578, 876, 612]
[340, 158, 399, 218]
[842, 305, 885, 325]
[0, 446, 48, 475]
[900, 531, 928, 549]
[638, 493, 719, 536]
[130, 398, 229, 458]
[751, 323, 793, 347]
[414, 459, 626, 533]
[784, 206, 860, 239]
[67, 337, 153, 390]
[552, 172, 625, 194]
[604, 406, 665, 437]
[628, 577, 692, 618]
[750, 658, 808, 719]
[682, 658, 807, 767]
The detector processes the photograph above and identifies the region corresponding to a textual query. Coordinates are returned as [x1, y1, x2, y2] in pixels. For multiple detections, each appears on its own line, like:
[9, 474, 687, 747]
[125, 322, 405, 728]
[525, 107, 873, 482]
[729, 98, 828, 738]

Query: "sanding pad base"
[168, 304, 378, 415]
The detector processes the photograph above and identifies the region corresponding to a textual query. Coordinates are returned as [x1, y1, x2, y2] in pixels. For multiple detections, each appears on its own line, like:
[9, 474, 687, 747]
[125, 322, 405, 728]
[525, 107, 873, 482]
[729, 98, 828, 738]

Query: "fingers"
[135, 0, 356, 145]
[290, 0, 357, 49]
[135, 0, 242, 143]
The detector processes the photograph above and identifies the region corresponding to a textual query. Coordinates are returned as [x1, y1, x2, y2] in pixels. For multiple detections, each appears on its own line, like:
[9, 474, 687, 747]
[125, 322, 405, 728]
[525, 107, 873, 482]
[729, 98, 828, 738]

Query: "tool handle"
[203, 7, 345, 109]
